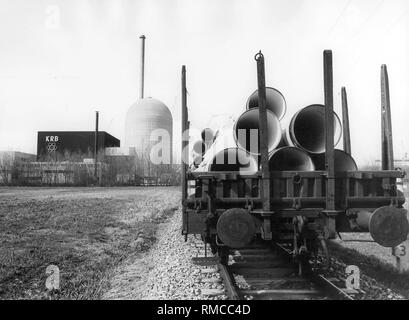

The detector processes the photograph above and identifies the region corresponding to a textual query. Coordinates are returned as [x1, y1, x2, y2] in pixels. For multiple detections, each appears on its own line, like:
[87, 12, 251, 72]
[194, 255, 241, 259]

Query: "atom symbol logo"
[47, 142, 57, 153]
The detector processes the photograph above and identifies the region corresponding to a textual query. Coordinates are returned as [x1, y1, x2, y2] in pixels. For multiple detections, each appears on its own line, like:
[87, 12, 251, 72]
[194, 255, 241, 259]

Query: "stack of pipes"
[191, 128, 214, 168]
[192, 87, 357, 174]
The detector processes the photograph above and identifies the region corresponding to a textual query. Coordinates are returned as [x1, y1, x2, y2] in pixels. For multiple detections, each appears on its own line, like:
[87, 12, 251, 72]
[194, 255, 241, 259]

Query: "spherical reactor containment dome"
[125, 97, 173, 164]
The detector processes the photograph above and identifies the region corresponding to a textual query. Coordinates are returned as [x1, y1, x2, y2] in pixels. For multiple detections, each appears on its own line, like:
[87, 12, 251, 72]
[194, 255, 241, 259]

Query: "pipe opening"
[234, 108, 281, 155]
[289, 104, 342, 154]
[268, 147, 315, 171]
[209, 148, 258, 174]
[246, 87, 287, 120]
[312, 149, 358, 171]
[201, 128, 214, 143]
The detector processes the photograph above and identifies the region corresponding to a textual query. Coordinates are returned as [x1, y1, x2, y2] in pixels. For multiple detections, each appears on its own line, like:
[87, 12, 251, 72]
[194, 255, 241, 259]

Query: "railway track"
[192, 237, 356, 300]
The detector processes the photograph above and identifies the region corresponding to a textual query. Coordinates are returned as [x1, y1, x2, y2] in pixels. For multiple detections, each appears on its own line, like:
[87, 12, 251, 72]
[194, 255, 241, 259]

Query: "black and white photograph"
[1, 0, 409, 310]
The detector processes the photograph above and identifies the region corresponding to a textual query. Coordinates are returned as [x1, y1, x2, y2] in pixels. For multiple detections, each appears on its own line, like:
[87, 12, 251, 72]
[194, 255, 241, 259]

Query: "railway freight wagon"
[180, 50, 409, 270]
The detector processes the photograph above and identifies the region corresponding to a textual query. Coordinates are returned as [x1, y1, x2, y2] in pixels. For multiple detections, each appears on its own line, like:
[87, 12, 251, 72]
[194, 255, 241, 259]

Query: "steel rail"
[312, 274, 354, 300]
[273, 242, 355, 300]
[218, 263, 240, 300]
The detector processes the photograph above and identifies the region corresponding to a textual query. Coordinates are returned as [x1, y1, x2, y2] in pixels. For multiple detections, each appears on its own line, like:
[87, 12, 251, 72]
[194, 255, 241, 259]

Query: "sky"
[0, 0, 408, 165]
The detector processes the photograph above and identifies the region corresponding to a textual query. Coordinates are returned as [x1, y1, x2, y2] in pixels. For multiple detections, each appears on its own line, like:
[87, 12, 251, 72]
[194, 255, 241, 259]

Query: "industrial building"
[37, 131, 120, 159]
[0, 151, 37, 184]
[0, 151, 36, 164]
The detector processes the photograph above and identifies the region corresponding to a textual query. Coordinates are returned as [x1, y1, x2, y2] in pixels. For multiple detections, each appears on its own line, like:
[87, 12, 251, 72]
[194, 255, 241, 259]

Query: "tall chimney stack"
[140, 35, 146, 99]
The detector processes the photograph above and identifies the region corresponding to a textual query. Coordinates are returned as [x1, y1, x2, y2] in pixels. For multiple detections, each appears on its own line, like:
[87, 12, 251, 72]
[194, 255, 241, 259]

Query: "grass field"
[0, 187, 180, 299]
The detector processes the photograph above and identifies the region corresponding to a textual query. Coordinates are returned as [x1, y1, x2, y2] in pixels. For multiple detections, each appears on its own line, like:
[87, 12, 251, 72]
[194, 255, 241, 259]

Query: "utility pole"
[94, 111, 99, 182]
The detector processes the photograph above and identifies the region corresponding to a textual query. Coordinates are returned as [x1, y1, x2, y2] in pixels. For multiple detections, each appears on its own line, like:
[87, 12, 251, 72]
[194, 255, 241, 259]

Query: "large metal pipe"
[268, 147, 315, 171]
[196, 125, 238, 168]
[311, 149, 358, 171]
[196, 147, 258, 175]
[192, 140, 206, 156]
[246, 87, 286, 120]
[283, 104, 342, 154]
[201, 128, 215, 144]
[212, 129, 220, 142]
[192, 154, 203, 168]
[195, 106, 279, 169]
[233, 108, 282, 155]
[209, 148, 258, 173]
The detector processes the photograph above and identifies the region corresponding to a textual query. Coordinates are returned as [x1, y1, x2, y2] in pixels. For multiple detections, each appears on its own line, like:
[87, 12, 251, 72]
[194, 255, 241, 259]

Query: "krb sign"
[45, 136, 59, 142]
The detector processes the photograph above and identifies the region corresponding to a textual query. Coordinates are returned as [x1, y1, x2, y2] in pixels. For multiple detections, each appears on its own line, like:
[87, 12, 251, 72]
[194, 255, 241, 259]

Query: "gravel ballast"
[104, 210, 225, 300]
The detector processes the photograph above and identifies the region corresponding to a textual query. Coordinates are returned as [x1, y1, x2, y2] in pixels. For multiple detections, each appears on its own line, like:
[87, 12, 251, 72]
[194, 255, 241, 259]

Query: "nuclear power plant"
[125, 98, 173, 167]
[124, 35, 173, 176]
[0, 35, 176, 186]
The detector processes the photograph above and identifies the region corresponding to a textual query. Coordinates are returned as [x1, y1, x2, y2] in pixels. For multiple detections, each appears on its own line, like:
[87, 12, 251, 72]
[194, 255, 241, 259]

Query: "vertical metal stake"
[181, 65, 189, 238]
[323, 50, 336, 238]
[255, 51, 270, 212]
[381, 64, 396, 260]
[341, 87, 351, 155]
[381, 64, 394, 170]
